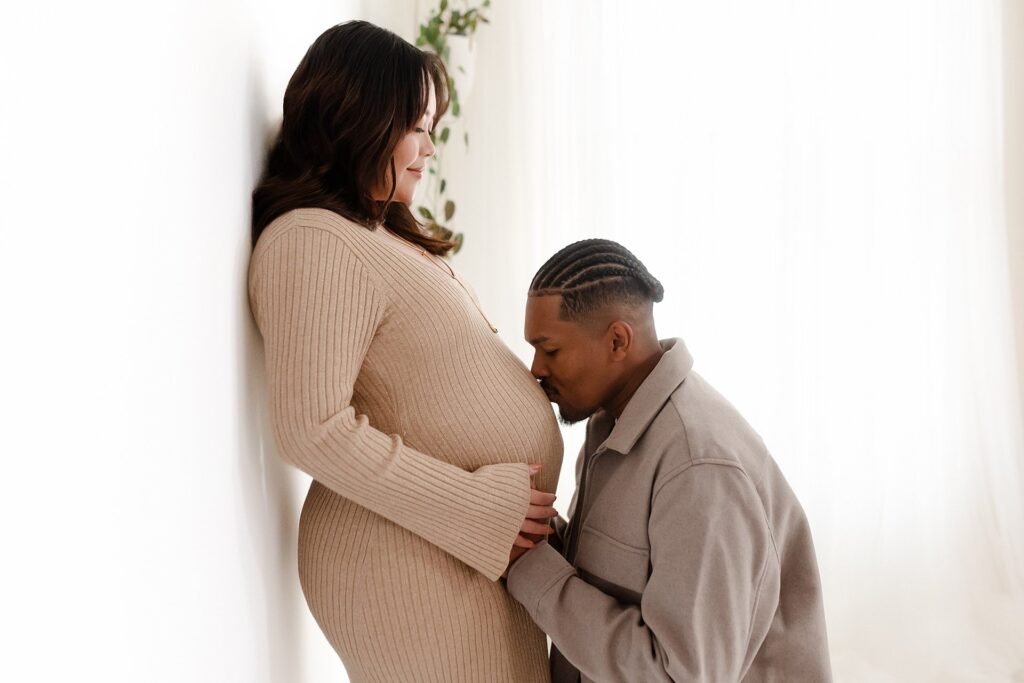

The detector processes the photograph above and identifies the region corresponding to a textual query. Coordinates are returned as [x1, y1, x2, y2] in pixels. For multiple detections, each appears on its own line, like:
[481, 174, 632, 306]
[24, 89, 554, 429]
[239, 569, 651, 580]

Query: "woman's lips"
[408, 167, 424, 177]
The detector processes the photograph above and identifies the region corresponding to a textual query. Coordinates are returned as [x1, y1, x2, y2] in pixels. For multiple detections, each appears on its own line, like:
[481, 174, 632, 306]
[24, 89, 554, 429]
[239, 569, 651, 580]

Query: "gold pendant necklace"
[380, 227, 498, 334]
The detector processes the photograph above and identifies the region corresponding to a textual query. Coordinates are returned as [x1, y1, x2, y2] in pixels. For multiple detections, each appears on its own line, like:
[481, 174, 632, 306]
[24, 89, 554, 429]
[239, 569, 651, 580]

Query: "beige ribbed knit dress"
[248, 208, 563, 682]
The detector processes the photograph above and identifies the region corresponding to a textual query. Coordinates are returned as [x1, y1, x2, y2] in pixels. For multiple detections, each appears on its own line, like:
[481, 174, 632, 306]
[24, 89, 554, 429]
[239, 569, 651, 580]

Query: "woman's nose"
[422, 132, 436, 157]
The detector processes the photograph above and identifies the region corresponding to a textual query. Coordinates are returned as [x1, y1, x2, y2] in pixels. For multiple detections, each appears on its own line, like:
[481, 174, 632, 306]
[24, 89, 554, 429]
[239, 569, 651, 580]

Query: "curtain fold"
[442, 1, 1024, 679]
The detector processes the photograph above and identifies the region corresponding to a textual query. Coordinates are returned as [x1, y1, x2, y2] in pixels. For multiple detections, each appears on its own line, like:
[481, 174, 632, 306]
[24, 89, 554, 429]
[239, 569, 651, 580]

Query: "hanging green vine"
[415, 0, 491, 255]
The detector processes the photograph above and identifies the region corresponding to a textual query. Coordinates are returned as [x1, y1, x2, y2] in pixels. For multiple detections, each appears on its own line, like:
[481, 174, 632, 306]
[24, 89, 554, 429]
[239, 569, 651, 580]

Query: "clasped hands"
[502, 463, 557, 579]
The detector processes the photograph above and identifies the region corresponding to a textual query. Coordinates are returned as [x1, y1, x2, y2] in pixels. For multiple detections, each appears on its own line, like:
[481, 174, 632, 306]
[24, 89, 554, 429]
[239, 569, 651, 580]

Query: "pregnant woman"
[247, 20, 563, 682]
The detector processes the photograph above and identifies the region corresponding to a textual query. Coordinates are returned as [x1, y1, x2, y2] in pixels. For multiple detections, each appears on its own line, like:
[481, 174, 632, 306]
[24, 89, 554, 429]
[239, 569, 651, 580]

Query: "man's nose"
[530, 353, 548, 379]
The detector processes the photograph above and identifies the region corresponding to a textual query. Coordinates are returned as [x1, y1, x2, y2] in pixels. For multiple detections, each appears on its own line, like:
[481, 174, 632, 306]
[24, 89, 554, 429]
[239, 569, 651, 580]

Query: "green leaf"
[439, 178, 447, 194]
[463, 131, 469, 146]
[440, 0, 448, 11]
[452, 100, 461, 117]
[418, 206, 434, 221]
[444, 200, 455, 221]
[440, 127, 450, 143]
[452, 233, 464, 254]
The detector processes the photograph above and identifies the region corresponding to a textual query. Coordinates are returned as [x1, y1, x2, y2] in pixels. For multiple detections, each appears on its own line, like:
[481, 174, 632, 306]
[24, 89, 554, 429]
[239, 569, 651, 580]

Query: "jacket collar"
[593, 338, 693, 456]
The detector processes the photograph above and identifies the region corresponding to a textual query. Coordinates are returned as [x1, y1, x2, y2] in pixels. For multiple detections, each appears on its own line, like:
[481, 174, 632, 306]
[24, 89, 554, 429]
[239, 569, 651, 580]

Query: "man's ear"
[607, 320, 633, 361]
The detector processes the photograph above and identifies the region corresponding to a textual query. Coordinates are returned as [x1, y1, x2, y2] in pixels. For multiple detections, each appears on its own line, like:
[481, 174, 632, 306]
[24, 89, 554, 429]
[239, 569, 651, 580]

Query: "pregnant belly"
[297, 482, 542, 650]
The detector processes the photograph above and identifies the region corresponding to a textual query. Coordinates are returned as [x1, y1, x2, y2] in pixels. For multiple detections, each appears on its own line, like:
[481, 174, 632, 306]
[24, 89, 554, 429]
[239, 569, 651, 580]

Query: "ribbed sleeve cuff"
[506, 541, 576, 617]
[461, 463, 534, 581]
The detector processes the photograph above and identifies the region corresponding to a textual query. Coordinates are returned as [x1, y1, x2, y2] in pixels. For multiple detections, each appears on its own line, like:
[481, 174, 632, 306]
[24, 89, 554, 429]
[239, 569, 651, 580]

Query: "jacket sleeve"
[249, 224, 531, 581]
[507, 463, 775, 681]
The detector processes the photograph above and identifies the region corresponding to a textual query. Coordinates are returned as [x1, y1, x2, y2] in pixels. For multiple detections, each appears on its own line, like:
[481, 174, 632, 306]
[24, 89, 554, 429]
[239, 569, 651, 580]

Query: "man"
[504, 239, 833, 682]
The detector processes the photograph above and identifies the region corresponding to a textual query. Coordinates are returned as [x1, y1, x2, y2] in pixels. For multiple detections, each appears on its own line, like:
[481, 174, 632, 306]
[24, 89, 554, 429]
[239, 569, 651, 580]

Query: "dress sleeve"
[248, 224, 531, 581]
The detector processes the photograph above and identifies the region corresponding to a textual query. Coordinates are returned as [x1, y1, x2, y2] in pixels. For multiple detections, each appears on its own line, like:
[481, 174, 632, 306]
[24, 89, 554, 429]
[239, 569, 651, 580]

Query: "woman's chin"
[394, 190, 416, 205]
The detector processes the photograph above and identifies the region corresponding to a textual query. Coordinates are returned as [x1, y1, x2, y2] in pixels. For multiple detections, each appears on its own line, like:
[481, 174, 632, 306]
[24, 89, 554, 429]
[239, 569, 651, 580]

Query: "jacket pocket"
[574, 524, 650, 604]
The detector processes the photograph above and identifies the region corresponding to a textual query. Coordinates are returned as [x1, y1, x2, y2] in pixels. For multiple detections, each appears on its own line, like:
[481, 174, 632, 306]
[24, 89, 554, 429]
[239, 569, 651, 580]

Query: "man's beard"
[557, 404, 591, 426]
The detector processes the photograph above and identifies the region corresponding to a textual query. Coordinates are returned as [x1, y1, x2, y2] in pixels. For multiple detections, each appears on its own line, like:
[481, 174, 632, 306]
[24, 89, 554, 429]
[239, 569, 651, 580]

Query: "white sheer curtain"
[438, 0, 1024, 679]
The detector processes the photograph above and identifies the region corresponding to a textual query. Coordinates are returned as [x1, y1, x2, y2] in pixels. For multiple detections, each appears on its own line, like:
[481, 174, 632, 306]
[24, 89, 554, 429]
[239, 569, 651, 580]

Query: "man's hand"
[502, 464, 556, 579]
[502, 532, 546, 579]
[501, 544, 530, 579]
[517, 465, 557, 548]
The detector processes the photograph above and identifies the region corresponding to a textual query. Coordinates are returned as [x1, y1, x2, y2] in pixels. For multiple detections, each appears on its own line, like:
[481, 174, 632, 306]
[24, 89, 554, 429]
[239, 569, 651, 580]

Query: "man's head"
[525, 239, 664, 425]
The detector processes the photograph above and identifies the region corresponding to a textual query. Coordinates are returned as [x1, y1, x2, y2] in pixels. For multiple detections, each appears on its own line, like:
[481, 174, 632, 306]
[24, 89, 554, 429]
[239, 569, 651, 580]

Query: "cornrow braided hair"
[529, 239, 664, 320]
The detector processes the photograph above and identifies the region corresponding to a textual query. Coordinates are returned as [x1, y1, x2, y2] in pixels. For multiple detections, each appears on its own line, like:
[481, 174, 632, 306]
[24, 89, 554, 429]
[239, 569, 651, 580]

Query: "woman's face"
[377, 80, 437, 204]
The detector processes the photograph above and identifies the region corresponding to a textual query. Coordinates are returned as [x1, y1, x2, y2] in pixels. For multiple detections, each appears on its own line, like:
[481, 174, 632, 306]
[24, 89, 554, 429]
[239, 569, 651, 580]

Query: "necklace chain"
[379, 227, 498, 334]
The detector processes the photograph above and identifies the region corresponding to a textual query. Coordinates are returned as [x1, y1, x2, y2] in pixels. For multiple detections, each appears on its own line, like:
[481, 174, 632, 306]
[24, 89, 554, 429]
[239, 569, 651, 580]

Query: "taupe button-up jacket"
[506, 338, 832, 682]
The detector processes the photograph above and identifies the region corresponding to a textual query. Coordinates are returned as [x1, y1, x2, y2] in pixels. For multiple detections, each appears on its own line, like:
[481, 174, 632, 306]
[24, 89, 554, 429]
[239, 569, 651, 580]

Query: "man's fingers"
[526, 504, 558, 520]
[529, 489, 557, 505]
[520, 519, 554, 535]
[512, 534, 536, 549]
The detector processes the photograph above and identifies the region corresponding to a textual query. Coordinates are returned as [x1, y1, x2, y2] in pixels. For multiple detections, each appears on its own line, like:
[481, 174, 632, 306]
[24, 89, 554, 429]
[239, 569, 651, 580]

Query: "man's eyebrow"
[527, 336, 549, 346]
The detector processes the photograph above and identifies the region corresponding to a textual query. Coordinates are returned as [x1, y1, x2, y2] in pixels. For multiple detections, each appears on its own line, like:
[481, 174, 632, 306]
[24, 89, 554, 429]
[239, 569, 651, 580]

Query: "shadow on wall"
[236, 56, 307, 683]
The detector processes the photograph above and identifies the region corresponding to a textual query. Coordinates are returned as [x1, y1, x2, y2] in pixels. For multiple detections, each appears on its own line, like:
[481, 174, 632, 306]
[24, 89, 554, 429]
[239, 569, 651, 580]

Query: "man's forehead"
[524, 295, 563, 341]
[526, 294, 562, 312]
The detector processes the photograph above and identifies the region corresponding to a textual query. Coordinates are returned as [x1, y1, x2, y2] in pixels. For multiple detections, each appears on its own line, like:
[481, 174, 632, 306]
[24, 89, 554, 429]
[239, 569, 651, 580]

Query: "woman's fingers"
[526, 504, 558, 520]
[520, 519, 554, 535]
[529, 488, 556, 506]
[521, 477, 557, 548]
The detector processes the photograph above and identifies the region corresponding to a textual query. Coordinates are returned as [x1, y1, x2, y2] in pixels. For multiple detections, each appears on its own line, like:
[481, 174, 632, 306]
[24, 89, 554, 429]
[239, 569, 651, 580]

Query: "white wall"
[1006, 0, 1024, 428]
[0, 1, 365, 680]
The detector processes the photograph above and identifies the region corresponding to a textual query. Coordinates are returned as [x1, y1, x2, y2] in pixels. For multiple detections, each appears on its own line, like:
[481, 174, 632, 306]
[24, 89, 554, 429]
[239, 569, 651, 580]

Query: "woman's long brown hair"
[252, 21, 453, 254]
